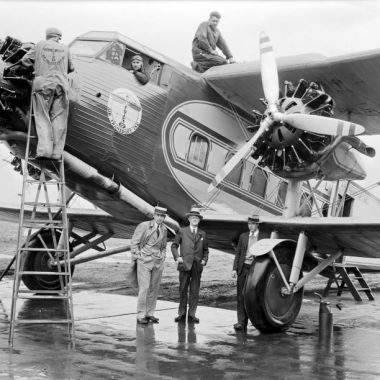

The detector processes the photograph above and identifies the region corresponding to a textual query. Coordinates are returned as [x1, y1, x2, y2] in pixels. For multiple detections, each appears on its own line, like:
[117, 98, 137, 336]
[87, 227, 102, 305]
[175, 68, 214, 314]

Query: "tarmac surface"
[2, 276, 380, 379]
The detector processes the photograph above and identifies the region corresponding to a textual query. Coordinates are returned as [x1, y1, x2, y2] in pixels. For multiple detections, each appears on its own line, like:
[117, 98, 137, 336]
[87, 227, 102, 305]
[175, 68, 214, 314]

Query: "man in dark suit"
[171, 208, 209, 323]
[232, 214, 262, 331]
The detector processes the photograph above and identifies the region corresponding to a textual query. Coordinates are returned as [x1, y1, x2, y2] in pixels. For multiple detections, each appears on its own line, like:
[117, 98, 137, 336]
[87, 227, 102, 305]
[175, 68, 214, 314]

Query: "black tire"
[244, 245, 304, 333]
[22, 231, 74, 291]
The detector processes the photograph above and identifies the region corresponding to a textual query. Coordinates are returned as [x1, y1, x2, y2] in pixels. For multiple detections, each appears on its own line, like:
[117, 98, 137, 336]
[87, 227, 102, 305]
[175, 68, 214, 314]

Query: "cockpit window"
[99, 42, 125, 66]
[70, 40, 109, 56]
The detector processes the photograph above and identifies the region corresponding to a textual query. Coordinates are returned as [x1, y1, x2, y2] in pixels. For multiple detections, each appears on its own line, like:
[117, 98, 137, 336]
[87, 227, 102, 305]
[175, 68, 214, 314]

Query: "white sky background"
[1, 0, 380, 203]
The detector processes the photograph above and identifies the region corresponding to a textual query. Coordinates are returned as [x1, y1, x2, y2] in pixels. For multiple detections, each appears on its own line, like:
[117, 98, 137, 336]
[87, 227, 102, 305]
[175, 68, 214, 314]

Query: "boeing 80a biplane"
[1, 30, 380, 333]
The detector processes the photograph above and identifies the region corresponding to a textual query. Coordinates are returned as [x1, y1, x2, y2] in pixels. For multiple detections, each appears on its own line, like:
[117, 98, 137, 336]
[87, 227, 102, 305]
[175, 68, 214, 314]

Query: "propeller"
[207, 32, 277, 193]
[272, 113, 365, 136]
[207, 32, 365, 193]
[260, 32, 279, 110]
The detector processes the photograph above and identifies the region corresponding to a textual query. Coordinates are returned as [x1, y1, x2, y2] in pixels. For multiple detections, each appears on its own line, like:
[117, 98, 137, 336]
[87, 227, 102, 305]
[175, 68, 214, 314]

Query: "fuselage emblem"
[107, 88, 142, 135]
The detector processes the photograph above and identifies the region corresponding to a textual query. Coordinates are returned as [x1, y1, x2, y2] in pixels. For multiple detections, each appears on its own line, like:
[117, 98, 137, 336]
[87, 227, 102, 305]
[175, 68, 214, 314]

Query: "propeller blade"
[260, 31, 279, 107]
[208, 124, 267, 193]
[280, 113, 365, 136]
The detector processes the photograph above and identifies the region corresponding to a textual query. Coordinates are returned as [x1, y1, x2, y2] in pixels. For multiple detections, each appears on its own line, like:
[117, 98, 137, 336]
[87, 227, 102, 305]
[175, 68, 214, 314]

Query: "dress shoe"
[146, 316, 159, 323]
[137, 317, 149, 324]
[174, 315, 186, 322]
[234, 323, 247, 331]
[187, 316, 199, 324]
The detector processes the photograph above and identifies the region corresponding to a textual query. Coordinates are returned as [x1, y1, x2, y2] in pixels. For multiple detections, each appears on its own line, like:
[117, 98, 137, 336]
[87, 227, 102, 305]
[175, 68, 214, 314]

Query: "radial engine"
[251, 79, 336, 178]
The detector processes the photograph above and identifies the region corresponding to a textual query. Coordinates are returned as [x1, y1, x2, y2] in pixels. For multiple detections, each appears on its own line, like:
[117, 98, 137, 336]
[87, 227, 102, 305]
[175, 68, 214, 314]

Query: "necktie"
[156, 226, 160, 238]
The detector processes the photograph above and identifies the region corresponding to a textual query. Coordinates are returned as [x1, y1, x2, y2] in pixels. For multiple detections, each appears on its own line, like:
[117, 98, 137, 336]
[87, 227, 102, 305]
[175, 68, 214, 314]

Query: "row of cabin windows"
[174, 126, 324, 214]
[175, 126, 288, 202]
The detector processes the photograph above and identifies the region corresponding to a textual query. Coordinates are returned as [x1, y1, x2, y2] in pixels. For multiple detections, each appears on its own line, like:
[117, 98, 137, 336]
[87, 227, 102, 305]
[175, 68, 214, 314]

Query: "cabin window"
[173, 124, 192, 160]
[250, 167, 267, 198]
[187, 134, 209, 169]
[340, 194, 354, 217]
[322, 202, 329, 217]
[225, 152, 243, 186]
[241, 160, 255, 191]
[207, 143, 228, 174]
[299, 192, 313, 217]
[276, 180, 288, 208]
[70, 40, 109, 56]
[99, 42, 125, 66]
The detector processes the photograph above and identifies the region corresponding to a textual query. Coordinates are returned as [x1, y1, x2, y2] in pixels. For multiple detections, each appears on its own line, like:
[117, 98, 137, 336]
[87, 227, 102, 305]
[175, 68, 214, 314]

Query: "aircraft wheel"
[244, 245, 304, 333]
[22, 231, 74, 291]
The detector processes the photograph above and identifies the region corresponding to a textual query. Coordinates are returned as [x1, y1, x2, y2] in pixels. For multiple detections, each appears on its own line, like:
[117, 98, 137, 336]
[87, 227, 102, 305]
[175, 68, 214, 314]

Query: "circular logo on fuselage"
[107, 88, 142, 135]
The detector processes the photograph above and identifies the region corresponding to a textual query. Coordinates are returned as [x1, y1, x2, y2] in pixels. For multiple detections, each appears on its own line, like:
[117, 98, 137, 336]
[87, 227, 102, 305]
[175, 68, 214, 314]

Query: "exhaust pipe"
[62, 151, 180, 233]
[1, 131, 180, 232]
[344, 136, 376, 158]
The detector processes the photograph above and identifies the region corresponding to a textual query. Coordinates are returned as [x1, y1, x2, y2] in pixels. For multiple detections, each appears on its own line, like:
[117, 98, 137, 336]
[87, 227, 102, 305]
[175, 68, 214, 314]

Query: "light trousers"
[32, 82, 69, 159]
[136, 259, 165, 319]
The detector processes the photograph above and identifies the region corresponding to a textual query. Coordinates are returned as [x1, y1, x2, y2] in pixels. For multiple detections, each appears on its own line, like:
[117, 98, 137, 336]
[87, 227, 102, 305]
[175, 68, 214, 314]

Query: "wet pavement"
[1, 279, 380, 379]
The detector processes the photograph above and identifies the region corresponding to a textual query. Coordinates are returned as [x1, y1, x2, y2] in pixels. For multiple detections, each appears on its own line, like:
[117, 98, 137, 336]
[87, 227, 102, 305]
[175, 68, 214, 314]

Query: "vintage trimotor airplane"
[1, 30, 380, 333]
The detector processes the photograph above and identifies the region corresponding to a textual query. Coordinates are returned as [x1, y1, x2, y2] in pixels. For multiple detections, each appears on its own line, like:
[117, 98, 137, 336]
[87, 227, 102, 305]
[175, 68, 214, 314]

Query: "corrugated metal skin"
[66, 58, 168, 194]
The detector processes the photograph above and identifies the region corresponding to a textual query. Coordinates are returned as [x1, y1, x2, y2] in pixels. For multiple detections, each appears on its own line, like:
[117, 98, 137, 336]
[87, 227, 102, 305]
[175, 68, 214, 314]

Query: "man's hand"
[228, 58, 236, 64]
[201, 260, 206, 266]
[210, 49, 218, 55]
[176, 257, 184, 264]
[231, 270, 237, 279]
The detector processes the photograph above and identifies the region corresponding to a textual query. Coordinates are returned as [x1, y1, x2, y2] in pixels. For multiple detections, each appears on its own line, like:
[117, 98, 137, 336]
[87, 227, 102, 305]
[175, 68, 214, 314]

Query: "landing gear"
[22, 231, 74, 291]
[244, 246, 304, 333]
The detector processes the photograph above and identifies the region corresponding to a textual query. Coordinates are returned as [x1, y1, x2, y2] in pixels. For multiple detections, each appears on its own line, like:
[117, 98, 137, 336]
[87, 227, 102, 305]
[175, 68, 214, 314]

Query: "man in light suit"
[232, 214, 262, 331]
[171, 208, 209, 323]
[131, 206, 168, 324]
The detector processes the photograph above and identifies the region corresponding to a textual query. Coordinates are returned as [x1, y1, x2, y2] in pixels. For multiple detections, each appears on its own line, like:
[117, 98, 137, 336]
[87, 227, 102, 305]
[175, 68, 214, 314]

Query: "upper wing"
[203, 49, 380, 135]
[0, 203, 138, 239]
[200, 212, 380, 258]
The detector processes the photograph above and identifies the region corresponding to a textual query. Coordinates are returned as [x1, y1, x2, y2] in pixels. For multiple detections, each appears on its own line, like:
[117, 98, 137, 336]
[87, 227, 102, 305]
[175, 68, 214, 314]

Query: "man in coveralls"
[191, 11, 235, 73]
[17, 27, 74, 159]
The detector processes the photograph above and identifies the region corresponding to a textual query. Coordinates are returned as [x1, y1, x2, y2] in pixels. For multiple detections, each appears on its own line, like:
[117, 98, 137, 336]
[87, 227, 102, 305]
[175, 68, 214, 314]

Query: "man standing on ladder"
[12, 27, 74, 159]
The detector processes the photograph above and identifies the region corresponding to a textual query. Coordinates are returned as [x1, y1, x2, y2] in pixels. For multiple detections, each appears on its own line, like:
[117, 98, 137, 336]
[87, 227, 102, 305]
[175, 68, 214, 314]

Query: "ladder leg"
[9, 99, 75, 346]
[337, 267, 363, 301]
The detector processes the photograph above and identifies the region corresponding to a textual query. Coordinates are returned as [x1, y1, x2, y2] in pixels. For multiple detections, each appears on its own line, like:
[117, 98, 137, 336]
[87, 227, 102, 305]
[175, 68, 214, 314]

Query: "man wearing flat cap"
[129, 54, 150, 85]
[131, 206, 168, 324]
[13, 27, 74, 159]
[191, 11, 236, 73]
[171, 208, 209, 323]
[232, 214, 262, 331]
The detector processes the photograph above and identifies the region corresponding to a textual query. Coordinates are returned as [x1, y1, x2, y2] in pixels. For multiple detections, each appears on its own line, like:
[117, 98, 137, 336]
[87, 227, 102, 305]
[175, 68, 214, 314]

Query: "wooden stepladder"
[323, 264, 375, 301]
[8, 97, 75, 346]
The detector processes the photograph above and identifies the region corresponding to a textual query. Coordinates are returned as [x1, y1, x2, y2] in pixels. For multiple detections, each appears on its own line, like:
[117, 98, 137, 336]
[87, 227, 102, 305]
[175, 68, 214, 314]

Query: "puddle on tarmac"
[1, 286, 380, 379]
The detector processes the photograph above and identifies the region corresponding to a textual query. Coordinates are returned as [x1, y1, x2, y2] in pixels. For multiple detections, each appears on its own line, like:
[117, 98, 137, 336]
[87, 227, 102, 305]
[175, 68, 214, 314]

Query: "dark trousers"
[192, 52, 228, 73]
[178, 261, 203, 317]
[237, 264, 250, 326]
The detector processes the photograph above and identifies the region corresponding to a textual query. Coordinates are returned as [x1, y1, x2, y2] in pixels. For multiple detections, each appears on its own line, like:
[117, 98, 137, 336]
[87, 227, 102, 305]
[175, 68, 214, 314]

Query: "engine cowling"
[252, 79, 336, 178]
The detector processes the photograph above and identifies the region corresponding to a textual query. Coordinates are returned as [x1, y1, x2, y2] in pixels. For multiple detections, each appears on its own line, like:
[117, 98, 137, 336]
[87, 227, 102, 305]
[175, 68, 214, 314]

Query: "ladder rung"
[15, 319, 73, 324]
[20, 247, 69, 252]
[17, 295, 70, 300]
[25, 179, 64, 184]
[18, 289, 67, 294]
[24, 202, 65, 207]
[22, 225, 64, 230]
[20, 271, 70, 275]
[23, 219, 63, 223]
[357, 288, 371, 291]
